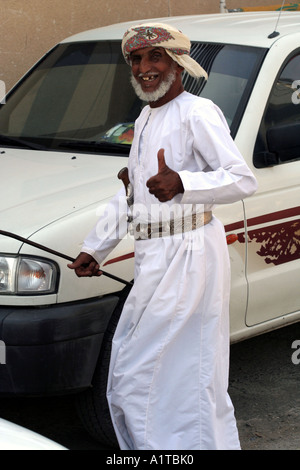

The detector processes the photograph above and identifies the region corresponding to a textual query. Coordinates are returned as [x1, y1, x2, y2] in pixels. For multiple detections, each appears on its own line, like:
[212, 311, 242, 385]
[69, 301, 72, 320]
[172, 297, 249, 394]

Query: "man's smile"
[129, 47, 183, 106]
[143, 77, 154, 81]
[139, 73, 159, 87]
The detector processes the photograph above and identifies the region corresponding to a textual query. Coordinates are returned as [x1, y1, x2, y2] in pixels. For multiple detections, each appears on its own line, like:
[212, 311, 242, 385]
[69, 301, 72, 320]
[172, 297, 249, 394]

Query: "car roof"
[61, 12, 300, 49]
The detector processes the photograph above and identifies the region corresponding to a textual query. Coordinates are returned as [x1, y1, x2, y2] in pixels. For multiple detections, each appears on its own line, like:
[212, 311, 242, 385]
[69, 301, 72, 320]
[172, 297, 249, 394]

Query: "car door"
[245, 50, 300, 326]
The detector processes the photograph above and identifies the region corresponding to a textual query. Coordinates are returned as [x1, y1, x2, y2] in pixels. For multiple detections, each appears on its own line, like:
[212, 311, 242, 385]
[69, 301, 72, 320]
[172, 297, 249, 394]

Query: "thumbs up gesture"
[146, 149, 184, 202]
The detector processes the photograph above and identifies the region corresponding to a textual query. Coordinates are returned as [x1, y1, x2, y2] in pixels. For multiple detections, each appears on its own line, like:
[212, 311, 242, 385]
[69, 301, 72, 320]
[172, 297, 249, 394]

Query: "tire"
[75, 283, 132, 448]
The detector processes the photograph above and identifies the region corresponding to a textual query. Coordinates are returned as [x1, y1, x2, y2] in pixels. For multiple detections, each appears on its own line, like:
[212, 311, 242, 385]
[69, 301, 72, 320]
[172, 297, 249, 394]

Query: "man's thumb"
[67, 260, 79, 269]
[157, 148, 167, 173]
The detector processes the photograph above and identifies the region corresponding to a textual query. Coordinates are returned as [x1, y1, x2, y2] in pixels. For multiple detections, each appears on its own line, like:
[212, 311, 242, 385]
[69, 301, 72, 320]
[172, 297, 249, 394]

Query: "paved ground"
[0, 322, 300, 450]
[229, 322, 300, 450]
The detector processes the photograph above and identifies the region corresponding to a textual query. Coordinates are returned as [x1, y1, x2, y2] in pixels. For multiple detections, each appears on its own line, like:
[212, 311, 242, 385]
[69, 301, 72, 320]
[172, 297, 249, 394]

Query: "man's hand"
[67, 252, 102, 277]
[146, 149, 184, 202]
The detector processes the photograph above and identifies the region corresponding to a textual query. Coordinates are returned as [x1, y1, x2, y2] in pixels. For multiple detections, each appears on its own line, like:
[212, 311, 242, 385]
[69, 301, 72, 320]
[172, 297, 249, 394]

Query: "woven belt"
[132, 211, 212, 241]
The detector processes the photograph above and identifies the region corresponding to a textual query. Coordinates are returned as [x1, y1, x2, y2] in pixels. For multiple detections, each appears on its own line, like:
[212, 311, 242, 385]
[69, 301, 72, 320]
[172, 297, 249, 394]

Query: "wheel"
[75, 283, 132, 448]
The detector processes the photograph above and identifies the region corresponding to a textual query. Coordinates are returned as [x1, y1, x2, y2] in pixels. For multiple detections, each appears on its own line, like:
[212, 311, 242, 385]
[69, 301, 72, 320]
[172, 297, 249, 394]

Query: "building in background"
[0, 0, 298, 90]
[228, 2, 300, 11]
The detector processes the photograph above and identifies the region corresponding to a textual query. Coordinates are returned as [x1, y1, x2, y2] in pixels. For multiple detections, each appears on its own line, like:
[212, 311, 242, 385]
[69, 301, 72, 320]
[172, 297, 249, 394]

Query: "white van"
[0, 12, 299, 446]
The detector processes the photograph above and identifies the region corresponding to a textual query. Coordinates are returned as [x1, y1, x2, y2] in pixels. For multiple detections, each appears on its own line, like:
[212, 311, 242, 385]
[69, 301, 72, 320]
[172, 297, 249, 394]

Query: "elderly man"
[68, 23, 258, 450]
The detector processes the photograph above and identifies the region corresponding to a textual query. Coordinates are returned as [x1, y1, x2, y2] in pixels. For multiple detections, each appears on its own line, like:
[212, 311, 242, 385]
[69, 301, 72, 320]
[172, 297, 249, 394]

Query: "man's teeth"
[142, 75, 157, 81]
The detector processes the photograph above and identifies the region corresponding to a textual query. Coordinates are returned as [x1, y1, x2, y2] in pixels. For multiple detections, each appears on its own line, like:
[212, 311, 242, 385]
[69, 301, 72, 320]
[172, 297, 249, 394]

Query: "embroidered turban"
[122, 23, 208, 80]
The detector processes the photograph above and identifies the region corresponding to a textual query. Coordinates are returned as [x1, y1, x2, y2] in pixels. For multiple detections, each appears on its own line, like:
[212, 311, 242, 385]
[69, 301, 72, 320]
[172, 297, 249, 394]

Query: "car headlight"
[0, 256, 58, 295]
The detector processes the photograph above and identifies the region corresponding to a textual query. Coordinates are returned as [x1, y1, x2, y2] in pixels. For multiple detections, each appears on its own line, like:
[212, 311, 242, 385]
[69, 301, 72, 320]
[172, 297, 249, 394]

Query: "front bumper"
[0, 295, 119, 395]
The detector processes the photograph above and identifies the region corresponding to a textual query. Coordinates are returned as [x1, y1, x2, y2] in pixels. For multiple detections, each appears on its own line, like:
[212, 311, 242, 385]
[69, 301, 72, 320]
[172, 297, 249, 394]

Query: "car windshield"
[0, 40, 266, 154]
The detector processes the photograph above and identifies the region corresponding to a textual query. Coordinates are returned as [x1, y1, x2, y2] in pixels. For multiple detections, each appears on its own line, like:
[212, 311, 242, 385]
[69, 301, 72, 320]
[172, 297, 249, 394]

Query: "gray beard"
[130, 69, 176, 103]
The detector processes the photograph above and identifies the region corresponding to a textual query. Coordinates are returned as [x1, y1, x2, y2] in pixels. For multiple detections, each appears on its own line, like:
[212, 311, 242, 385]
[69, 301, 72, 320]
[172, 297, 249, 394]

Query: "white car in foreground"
[0, 418, 66, 450]
[0, 12, 299, 446]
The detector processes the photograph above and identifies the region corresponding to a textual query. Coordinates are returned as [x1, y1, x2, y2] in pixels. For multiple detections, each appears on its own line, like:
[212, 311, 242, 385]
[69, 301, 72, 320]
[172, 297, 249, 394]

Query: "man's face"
[130, 47, 183, 106]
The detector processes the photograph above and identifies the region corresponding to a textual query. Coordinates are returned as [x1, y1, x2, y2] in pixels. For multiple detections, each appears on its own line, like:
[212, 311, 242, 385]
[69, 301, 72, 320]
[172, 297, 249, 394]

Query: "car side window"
[254, 52, 300, 168]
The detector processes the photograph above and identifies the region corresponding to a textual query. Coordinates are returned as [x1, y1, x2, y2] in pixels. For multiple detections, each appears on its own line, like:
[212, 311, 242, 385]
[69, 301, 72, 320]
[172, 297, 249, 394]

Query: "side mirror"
[254, 122, 300, 168]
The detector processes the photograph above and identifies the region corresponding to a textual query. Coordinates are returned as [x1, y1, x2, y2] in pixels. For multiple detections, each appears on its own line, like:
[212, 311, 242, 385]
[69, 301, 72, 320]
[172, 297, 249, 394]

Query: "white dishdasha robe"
[82, 92, 258, 450]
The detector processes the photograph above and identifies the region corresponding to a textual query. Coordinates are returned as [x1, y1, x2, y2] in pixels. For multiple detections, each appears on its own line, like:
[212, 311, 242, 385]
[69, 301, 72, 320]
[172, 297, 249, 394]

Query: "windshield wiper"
[0, 135, 49, 151]
[59, 140, 130, 154]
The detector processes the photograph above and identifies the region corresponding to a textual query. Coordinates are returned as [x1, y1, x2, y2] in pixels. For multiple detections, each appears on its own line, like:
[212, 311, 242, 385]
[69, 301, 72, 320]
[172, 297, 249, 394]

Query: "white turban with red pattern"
[122, 23, 208, 80]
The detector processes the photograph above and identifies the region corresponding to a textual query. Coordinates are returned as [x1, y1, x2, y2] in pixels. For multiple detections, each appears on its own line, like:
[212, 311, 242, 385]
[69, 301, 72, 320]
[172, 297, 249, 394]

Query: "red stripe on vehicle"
[225, 206, 300, 232]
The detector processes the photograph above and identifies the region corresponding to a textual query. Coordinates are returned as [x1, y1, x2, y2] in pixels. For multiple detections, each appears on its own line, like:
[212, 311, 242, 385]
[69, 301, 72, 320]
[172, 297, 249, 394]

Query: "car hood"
[0, 147, 128, 238]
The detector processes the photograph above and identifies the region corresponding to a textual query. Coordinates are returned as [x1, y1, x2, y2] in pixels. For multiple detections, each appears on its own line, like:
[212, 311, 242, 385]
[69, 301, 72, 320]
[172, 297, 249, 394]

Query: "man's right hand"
[67, 252, 102, 277]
